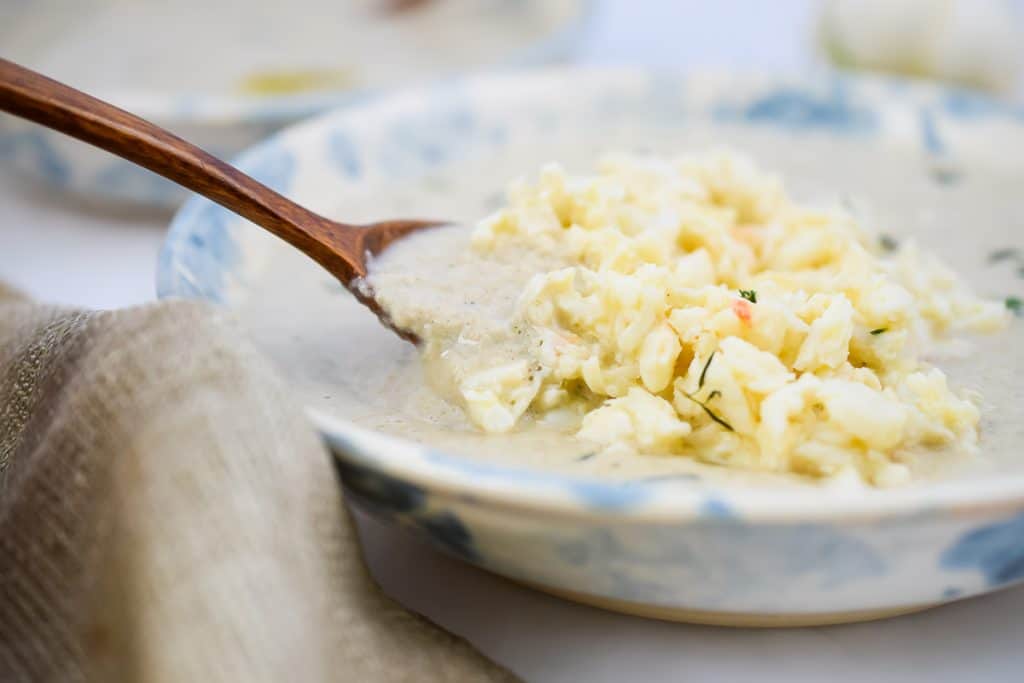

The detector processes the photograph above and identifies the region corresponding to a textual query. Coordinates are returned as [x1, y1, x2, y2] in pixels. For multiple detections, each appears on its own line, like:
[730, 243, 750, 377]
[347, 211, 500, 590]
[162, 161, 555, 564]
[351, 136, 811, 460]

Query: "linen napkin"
[0, 283, 516, 682]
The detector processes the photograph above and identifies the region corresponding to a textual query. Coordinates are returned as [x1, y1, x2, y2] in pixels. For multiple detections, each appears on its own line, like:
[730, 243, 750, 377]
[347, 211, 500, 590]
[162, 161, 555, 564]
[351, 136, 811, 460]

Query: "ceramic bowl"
[0, 0, 593, 206]
[157, 67, 1024, 626]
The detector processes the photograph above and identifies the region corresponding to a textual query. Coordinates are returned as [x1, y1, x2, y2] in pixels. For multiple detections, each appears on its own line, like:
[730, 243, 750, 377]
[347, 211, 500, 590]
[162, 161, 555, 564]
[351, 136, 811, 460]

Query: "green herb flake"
[870, 328, 887, 335]
[700, 405, 734, 432]
[989, 248, 1020, 264]
[738, 289, 757, 303]
[879, 234, 899, 252]
[681, 391, 734, 432]
[930, 167, 961, 186]
[698, 351, 715, 390]
[1007, 297, 1023, 316]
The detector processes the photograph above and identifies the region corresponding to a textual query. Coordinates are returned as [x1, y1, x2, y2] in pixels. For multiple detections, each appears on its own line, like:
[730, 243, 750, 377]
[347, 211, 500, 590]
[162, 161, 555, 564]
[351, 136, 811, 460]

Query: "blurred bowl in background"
[819, 0, 1024, 96]
[0, 0, 594, 206]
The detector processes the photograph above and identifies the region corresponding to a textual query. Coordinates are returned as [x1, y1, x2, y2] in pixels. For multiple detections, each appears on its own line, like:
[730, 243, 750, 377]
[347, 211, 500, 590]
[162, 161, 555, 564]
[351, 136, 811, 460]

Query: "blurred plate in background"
[0, 0, 593, 206]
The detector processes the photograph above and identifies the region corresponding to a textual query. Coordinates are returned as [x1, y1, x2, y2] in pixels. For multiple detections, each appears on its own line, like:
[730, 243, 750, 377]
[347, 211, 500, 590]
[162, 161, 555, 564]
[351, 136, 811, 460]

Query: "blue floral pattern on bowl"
[942, 511, 1024, 586]
[714, 80, 876, 132]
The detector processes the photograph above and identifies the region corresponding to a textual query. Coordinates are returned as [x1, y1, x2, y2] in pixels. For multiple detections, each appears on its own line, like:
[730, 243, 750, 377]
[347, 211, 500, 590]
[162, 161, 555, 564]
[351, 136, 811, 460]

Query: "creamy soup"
[237, 130, 1024, 490]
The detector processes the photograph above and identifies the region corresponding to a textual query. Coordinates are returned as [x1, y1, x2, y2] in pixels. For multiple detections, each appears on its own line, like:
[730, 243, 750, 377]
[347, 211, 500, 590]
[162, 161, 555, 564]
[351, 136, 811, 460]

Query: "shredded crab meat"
[384, 152, 1009, 486]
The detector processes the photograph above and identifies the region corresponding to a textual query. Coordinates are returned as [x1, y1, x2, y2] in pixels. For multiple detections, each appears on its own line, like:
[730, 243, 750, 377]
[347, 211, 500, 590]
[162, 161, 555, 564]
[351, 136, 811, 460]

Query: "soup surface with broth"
[238, 131, 1024, 491]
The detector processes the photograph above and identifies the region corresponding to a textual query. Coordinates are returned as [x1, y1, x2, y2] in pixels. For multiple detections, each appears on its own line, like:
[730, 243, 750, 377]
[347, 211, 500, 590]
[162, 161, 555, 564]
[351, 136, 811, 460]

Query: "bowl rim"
[159, 65, 1024, 524]
[311, 409, 1024, 524]
[70, 0, 598, 126]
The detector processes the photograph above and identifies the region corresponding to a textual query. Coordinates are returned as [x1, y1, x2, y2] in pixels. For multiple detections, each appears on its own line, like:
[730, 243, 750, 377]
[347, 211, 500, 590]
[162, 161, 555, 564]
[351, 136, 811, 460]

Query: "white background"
[2, 2, 1023, 681]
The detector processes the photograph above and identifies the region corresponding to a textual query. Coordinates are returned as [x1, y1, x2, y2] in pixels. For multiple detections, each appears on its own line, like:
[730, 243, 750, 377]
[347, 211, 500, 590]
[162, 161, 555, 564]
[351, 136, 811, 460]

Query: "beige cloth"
[0, 284, 516, 682]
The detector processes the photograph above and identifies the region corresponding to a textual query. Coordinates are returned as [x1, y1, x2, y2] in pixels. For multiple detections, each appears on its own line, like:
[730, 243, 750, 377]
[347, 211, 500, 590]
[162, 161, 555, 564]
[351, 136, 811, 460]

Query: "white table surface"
[2, 2, 1022, 681]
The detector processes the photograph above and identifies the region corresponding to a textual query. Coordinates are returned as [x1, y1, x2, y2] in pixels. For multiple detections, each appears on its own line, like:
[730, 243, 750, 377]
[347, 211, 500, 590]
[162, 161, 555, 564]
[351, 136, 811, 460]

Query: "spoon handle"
[0, 58, 363, 280]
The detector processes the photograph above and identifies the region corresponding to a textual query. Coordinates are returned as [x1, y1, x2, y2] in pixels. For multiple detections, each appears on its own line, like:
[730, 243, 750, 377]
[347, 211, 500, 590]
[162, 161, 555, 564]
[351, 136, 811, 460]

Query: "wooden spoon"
[0, 58, 438, 342]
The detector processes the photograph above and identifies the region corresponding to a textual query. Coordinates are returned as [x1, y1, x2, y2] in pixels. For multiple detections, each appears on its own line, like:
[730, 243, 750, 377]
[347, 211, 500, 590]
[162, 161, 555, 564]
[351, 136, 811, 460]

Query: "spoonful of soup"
[0, 58, 437, 342]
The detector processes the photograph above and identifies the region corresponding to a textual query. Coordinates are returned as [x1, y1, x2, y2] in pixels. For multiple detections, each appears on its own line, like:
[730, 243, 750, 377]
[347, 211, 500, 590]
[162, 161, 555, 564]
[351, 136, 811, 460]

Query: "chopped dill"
[930, 167, 961, 186]
[700, 406, 734, 432]
[738, 289, 757, 303]
[989, 248, 1019, 264]
[698, 351, 715, 389]
[681, 391, 734, 432]
[870, 328, 887, 335]
[879, 234, 899, 252]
